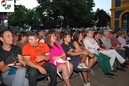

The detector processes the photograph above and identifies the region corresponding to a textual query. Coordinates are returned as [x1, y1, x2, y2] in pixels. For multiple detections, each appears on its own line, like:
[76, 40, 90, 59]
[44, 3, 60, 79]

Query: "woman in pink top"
[45, 31, 73, 86]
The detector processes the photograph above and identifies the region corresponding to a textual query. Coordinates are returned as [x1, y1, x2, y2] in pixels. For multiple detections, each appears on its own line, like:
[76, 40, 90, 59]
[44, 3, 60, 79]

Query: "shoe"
[77, 63, 89, 72]
[121, 62, 128, 68]
[105, 73, 118, 78]
[116, 67, 126, 72]
[125, 60, 129, 64]
[84, 82, 90, 86]
[122, 60, 129, 66]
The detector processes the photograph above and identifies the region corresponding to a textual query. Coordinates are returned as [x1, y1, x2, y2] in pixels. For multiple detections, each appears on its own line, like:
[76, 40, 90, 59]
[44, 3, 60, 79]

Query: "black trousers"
[124, 47, 129, 59]
[27, 62, 57, 86]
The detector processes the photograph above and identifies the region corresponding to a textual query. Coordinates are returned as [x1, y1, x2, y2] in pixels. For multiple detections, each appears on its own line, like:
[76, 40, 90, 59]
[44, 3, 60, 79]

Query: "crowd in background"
[0, 28, 129, 86]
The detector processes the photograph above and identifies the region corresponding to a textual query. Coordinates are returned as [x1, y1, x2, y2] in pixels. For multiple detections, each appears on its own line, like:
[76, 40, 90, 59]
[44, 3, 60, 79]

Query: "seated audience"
[0, 29, 29, 86]
[83, 29, 118, 77]
[72, 31, 97, 70]
[22, 32, 57, 86]
[100, 30, 129, 68]
[62, 31, 93, 86]
[45, 31, 73, 86]
[94, 31, 126, 71]
[117, 31, 129, 59]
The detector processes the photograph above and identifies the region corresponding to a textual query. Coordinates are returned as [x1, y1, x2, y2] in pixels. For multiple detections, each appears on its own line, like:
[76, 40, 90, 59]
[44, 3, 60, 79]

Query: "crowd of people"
[0, 28, 129, 86]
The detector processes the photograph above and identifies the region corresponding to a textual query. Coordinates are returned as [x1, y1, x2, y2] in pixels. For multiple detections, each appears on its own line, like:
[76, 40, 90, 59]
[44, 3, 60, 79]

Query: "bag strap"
[54, 58, 71, 79]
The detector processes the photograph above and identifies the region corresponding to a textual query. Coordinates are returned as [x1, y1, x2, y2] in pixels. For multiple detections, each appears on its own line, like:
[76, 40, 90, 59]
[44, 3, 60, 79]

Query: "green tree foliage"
[36, 0, 95, 28]
[7, 0, 95, 29]
[93, 8, 110, 27]
[7, 5, 28, 27]
[25, 8, 40, 29]
[7, 5, 40, 29]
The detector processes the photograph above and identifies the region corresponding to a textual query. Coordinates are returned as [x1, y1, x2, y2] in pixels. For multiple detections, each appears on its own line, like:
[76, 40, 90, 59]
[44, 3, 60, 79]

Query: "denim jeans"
[70, 56, 81, 71]
[2, 67, 29, 86]
[27, 62, 57, 86]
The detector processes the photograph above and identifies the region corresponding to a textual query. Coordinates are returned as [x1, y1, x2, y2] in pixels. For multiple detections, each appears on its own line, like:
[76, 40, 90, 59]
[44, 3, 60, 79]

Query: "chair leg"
[79, 72, 83, 80]
[90, 69, 94, 75]
[90, 63, 102, 75]
[47, 76, 50, 82]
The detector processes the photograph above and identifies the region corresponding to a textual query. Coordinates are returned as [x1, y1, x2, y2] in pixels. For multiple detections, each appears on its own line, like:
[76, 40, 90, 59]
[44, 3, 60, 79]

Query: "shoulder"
[12, 45, 21, 50]
[101, 36, 106, 40]
[22, 43, 31, 50]
[61, 43, 67, 48]
[24, 43, 30, 47]
[11, 45, 22, 54]
[61, 43, 65, 46]
[55, 42, 62, 47]
[118, 36, 123, 39]
[83, 37, 89, 41]
[55, 42, 60, 45]
[73, 41, 79, 45]
[73, 41, 77, 44]
[39, 42, 48, 47]
[38, 42, 50, 50]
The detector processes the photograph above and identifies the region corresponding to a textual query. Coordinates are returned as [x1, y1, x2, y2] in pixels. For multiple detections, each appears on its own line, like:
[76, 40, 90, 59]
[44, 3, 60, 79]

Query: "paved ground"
[37, 67, 129, 86]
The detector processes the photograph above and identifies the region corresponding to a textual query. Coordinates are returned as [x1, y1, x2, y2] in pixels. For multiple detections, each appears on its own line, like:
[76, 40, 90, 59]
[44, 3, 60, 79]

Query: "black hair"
[0, 29, 12, 37]
[62, 31, 71, 39]
[18, 31, 27, 41]
[93, 32, 100, 38]
[73, 31, 83, 42]
[28, 32, 39, 39]
[45, 30, 59, 48]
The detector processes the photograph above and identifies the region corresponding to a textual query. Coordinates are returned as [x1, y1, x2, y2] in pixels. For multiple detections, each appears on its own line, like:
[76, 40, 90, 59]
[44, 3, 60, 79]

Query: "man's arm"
[67, 50, 84, 56]
[23, 56, 41, 69]
[35, 52, 50, 62]
[23, 55, 47, 74]
[0, 61, 10, 72]
[17, 54, 26, 66]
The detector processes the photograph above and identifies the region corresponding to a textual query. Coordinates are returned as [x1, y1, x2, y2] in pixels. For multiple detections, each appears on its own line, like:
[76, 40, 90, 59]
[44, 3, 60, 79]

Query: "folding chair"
[86, 56, 102, 75]
[90, 62, 102, 75]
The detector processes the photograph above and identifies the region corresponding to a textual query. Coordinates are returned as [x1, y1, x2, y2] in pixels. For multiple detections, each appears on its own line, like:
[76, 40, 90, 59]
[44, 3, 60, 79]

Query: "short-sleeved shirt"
[49, 42, 65, 66]
[61, 42, 77, 57]
[61, 42, 81, 71]
[0, 45, 22, 64]
[22, 42, 50, 66]
[101, 36, 112, 49]
[83, 37, 99, 53]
